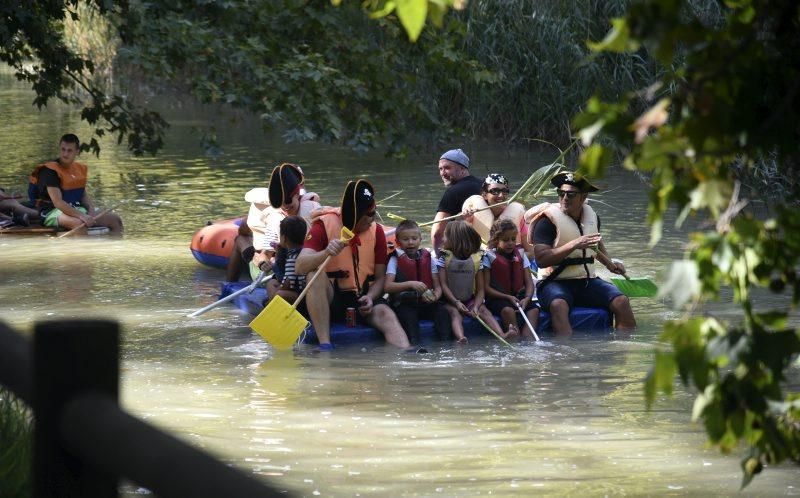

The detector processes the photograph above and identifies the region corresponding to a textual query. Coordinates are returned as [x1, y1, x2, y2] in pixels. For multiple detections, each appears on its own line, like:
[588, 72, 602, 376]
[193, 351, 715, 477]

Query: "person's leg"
[549, 299, 571, 335]
[95, 211, 123, 233]
[364, 303, 411, 348]
[609, 295, 636, 330]
[538, 281, 573, 336]
[394, 304, 420, 345]
[499, 306, 518, 338]
[305, 270, 334, 345]
[444, 303, 466, 343]
[225, 235, 253, 281]
[0, 199, 39, 221]
[520, 307, 540, 340]
[432, 304, 453, 341]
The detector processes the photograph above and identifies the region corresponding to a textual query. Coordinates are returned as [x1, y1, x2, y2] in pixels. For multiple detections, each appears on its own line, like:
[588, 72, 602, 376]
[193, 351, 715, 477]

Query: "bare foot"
[455, 336, 468, 345]
[504, 324, 520, 341]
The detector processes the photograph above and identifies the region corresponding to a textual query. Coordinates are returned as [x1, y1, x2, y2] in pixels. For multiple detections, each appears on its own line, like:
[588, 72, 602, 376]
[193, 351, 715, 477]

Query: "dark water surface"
[1, 68, 797, 496]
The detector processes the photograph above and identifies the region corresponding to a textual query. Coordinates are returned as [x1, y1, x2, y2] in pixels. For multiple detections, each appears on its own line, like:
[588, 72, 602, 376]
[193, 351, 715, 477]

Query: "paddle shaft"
[474, 315, 514, 348]
[515, 303, 540, 341]
[188, 271, 269, 317]
[57, 206, 117, 238]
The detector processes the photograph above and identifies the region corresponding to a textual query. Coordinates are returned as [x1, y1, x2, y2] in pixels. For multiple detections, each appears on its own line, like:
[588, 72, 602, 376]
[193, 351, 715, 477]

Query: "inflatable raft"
[219, 281, 612, 344]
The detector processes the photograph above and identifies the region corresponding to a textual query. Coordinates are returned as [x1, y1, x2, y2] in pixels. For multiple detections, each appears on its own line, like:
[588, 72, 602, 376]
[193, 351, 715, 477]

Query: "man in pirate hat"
[246, 163, 320, 280]
[296, 179, 411, 350]
[431, 148, 483, 256]
[530, 171, 636, 334]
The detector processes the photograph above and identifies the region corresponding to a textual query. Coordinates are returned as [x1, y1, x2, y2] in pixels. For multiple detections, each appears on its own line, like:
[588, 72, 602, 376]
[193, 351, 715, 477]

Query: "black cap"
[551, 171, 598, 193]
[340, 179, 376, 231]
[268, 163, 304, 208]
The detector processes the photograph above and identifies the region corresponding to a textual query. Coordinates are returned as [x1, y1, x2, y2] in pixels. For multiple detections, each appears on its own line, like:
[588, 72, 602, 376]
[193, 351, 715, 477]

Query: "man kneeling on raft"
[295, 179, 411, 350]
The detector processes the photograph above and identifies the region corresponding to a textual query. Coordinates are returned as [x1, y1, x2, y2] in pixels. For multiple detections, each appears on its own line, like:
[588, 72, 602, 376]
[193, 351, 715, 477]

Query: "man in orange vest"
[28, 134, 122, 233]
[296, 179, 411, 350]
[531, 172, 636, 334]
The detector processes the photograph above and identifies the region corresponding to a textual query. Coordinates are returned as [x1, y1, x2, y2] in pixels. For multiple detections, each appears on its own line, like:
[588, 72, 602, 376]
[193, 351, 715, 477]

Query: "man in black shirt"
[431, 148, 482, 256]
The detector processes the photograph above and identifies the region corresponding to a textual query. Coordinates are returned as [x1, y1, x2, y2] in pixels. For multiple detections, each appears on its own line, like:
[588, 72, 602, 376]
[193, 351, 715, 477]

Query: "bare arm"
[295, 242, 343, 275]
[532, 232, 602, 268]
[367, 264, 388, 301]
[596, 239, 626, 275]
[46, 186, 94, 225]
[431, 211, 449, 257]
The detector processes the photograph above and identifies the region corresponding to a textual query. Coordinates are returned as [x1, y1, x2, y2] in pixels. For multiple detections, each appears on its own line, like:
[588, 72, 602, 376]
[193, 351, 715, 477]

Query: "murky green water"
[1, 69, 798, 496]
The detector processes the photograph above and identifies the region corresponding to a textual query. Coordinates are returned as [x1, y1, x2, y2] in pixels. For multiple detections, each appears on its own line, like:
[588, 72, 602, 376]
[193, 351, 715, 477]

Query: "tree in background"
[573, 0, 799, 486]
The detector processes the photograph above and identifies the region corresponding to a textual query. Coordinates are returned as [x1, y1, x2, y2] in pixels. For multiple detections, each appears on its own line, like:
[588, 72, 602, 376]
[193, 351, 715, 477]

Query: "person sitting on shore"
[384, 219, 451, 345]
[530, 171, 636, 335]
[295, 179, 410, 350]
[462, 173, 532, 257]
[266, 215, 308, 308]
[437, 220, 503, 344]
[0, 188, 40, 226]
[481, 219, 539, 341]
[27, 133, 123, 233]
[246, 163, 320, 281]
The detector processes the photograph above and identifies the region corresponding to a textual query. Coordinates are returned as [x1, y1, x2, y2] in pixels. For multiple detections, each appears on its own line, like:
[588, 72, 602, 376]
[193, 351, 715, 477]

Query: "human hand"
[518, 297, 530, 310]
[253, 251, 272, 272]
[506, 294, 520, 306]
[79, 213, 95, 227]
[608, 258, 627, 276]
[421, 289, 436, 304]
[455, 300, 471, 315]
[574, 233, 602, 250]
[326, 239, 346, 257]
[357, 295, 374, 315]
[461, 207, 476, 222]
[410, 281, 428, 294]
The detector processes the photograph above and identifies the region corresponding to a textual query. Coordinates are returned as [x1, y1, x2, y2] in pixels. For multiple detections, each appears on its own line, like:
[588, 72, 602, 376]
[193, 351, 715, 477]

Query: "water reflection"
[2, 68, 798, 496]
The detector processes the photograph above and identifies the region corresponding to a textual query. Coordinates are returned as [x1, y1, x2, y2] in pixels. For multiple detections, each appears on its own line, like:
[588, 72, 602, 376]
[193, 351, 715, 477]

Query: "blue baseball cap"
[439, 149, 470, 169]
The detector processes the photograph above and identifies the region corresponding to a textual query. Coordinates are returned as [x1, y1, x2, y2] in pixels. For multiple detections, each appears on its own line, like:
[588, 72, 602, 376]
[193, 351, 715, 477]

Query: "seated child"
[437, 220, 504, 344]
[266, 215, 308, 306]
[384, 220, 451, 345]
[482, 219, 539, 340]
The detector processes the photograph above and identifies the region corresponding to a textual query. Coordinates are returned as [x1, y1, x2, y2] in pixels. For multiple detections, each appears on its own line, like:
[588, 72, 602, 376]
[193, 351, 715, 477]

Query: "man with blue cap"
[431, 148, 482, 256]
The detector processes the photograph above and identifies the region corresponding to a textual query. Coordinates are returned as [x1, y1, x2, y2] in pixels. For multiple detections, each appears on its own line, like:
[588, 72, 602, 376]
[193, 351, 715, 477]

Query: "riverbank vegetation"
[573, 0, 799, 486]
[0, 388, 32, 497]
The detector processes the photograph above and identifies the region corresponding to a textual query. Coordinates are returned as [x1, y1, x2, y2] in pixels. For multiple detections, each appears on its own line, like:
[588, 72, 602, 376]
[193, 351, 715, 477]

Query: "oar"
[592, 248, 658, 298]
[57, 205, 117, 238]
[250, 226, 355, 349]
[473, 314, 515, 348]
[187, 271, 270, 317]
[515, 303, 540, 341]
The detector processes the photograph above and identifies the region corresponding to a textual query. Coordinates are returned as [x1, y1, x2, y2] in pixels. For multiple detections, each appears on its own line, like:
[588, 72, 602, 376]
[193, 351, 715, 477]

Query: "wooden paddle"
[250, 226, 355, 349]
[57, 206, 117, 238]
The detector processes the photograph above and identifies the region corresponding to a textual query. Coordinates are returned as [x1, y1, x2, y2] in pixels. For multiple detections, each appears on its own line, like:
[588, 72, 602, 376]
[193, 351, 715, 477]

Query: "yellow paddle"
[473, 315, 515, 349]
[250, 226, 355, 349]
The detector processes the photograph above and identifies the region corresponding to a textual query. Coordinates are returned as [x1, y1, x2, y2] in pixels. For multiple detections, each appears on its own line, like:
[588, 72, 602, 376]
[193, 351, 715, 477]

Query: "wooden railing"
[0, 319, 286, 497]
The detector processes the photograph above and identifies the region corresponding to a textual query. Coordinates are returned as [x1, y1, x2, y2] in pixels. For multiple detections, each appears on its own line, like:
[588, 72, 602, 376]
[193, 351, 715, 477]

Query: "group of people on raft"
[1, 133, 123, 233]
[226, 148, 636, 351]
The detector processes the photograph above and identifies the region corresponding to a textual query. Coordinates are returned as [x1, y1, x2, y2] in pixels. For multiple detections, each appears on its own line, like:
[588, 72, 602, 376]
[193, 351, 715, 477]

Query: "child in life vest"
[384, 220, 451, 344]
[481, 219, 539, 340]
[266, 216, 308, 307]
[437, 220, 503, 343]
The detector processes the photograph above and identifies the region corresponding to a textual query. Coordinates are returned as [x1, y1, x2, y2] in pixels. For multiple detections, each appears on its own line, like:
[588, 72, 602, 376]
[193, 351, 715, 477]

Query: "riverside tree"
[573, 0, 800, 486]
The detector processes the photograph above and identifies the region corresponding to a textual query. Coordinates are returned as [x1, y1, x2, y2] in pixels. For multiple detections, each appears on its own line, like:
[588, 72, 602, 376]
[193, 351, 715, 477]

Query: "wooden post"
[33, 320, 119, 498]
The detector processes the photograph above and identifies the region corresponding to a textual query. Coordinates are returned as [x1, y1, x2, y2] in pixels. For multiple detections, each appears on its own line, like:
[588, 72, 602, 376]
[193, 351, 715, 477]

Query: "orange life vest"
[28, 161, 88, 208]
[313, 209, 377, 294]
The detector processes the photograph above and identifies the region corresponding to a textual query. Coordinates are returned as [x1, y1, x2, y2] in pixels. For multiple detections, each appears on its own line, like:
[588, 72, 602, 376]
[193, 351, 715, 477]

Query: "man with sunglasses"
[530, 172, 636, 334]
[461, 173, 532, 257]
[431, 148, 483, 257]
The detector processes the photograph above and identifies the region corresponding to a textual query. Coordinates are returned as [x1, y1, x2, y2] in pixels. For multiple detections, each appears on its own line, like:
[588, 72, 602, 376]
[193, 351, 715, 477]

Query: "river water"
[1, 69, 797, 495]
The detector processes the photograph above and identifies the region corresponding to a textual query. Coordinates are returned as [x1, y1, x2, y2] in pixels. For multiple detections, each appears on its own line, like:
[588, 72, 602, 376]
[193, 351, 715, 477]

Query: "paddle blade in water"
[611, 277, 658, 298]
[249, 296, 308, 350]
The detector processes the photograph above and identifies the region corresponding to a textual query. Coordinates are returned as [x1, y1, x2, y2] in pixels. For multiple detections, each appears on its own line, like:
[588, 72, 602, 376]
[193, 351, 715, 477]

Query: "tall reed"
[0, 388, 32, 498]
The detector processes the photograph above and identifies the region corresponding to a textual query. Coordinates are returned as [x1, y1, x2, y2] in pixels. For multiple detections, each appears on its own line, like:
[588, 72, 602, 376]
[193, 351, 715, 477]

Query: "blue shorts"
[537, 278, 623, 311]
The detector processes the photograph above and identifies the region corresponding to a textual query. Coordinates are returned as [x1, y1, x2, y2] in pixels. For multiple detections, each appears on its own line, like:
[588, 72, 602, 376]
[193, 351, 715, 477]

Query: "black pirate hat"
[551, 171, 599, 193]
[340, 179, 376, 231]
[268, 163, 305, 208]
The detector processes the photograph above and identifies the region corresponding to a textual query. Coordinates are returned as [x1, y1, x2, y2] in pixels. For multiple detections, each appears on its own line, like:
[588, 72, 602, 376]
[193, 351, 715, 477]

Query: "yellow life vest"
[533, 203, 598, 280]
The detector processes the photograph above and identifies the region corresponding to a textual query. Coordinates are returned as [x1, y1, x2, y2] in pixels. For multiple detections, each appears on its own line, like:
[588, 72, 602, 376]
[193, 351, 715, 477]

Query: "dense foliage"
[573, 0, 800, 486]
[0, 388, 32, 498]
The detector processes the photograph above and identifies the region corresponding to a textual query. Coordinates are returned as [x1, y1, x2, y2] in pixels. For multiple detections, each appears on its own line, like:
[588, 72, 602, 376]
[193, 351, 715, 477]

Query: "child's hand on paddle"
[518, 296, 531, 310]
[455, 300, 471, 315]
[357, 295, 373, 315]
[506, 294, 520, 306]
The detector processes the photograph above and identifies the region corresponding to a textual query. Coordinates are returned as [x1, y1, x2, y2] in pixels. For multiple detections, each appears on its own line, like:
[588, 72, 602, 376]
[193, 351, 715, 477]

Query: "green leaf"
[396, 0, 428, 42]
[579, 144, 611, 178]
[587, 18, 640, 53]
[658, 260, 701, 308]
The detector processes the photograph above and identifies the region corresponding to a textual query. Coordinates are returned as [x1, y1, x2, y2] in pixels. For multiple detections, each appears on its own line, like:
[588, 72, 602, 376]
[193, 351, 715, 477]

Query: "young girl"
[482, 219, 539, 340]
[385, 219, 451, 344]
[437, 220, 504, 343]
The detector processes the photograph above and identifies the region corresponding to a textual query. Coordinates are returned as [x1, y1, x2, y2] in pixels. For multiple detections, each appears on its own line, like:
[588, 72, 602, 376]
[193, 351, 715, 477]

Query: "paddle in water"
[250, 226, 355, 349]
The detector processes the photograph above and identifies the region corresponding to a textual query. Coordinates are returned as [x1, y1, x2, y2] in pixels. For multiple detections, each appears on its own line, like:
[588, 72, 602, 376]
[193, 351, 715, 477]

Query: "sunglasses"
[487, 188, 510, 195]
[557, 189, 580, 199]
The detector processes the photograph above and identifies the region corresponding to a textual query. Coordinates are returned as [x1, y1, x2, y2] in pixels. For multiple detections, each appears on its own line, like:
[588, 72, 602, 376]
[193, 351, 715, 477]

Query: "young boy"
[384, 219, 452, 344]
[266, 215, 308, 306]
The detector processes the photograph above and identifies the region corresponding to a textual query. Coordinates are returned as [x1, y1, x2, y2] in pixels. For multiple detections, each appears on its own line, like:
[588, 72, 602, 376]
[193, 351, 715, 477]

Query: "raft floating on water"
[219, 281, 612, 344]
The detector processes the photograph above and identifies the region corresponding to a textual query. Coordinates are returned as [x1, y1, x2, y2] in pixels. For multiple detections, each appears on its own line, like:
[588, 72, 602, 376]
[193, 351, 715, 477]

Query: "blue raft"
[220, 282, 612, 345]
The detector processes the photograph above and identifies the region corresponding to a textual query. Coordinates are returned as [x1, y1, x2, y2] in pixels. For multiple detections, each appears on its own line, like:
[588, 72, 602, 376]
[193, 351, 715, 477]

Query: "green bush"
[0, 388, 32, 498]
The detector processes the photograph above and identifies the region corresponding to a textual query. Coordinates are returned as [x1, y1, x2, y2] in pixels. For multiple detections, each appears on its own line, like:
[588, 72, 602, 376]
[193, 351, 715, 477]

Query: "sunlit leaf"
[587, 18, 640, 53]
[396, 0, 427, 42]
[658, 260, 701, 309]
[688, 179, 732, 218]
[579, 144, 611, 178]
[631, 98, 670, 144]
[578, 119, 604, 146]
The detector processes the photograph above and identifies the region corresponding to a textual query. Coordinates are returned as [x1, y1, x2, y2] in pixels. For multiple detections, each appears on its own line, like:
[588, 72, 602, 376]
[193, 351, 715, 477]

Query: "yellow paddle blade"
[340, 226, 355, 241]
[249, 296, 308, 350]
[386, 212, 406, 221]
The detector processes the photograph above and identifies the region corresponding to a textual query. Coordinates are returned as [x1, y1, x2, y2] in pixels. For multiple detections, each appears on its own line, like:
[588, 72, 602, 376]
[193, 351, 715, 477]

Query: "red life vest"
[392, 249, 434, 289]
[489, 247, 526, 295]
[28, 161, 88, 209]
